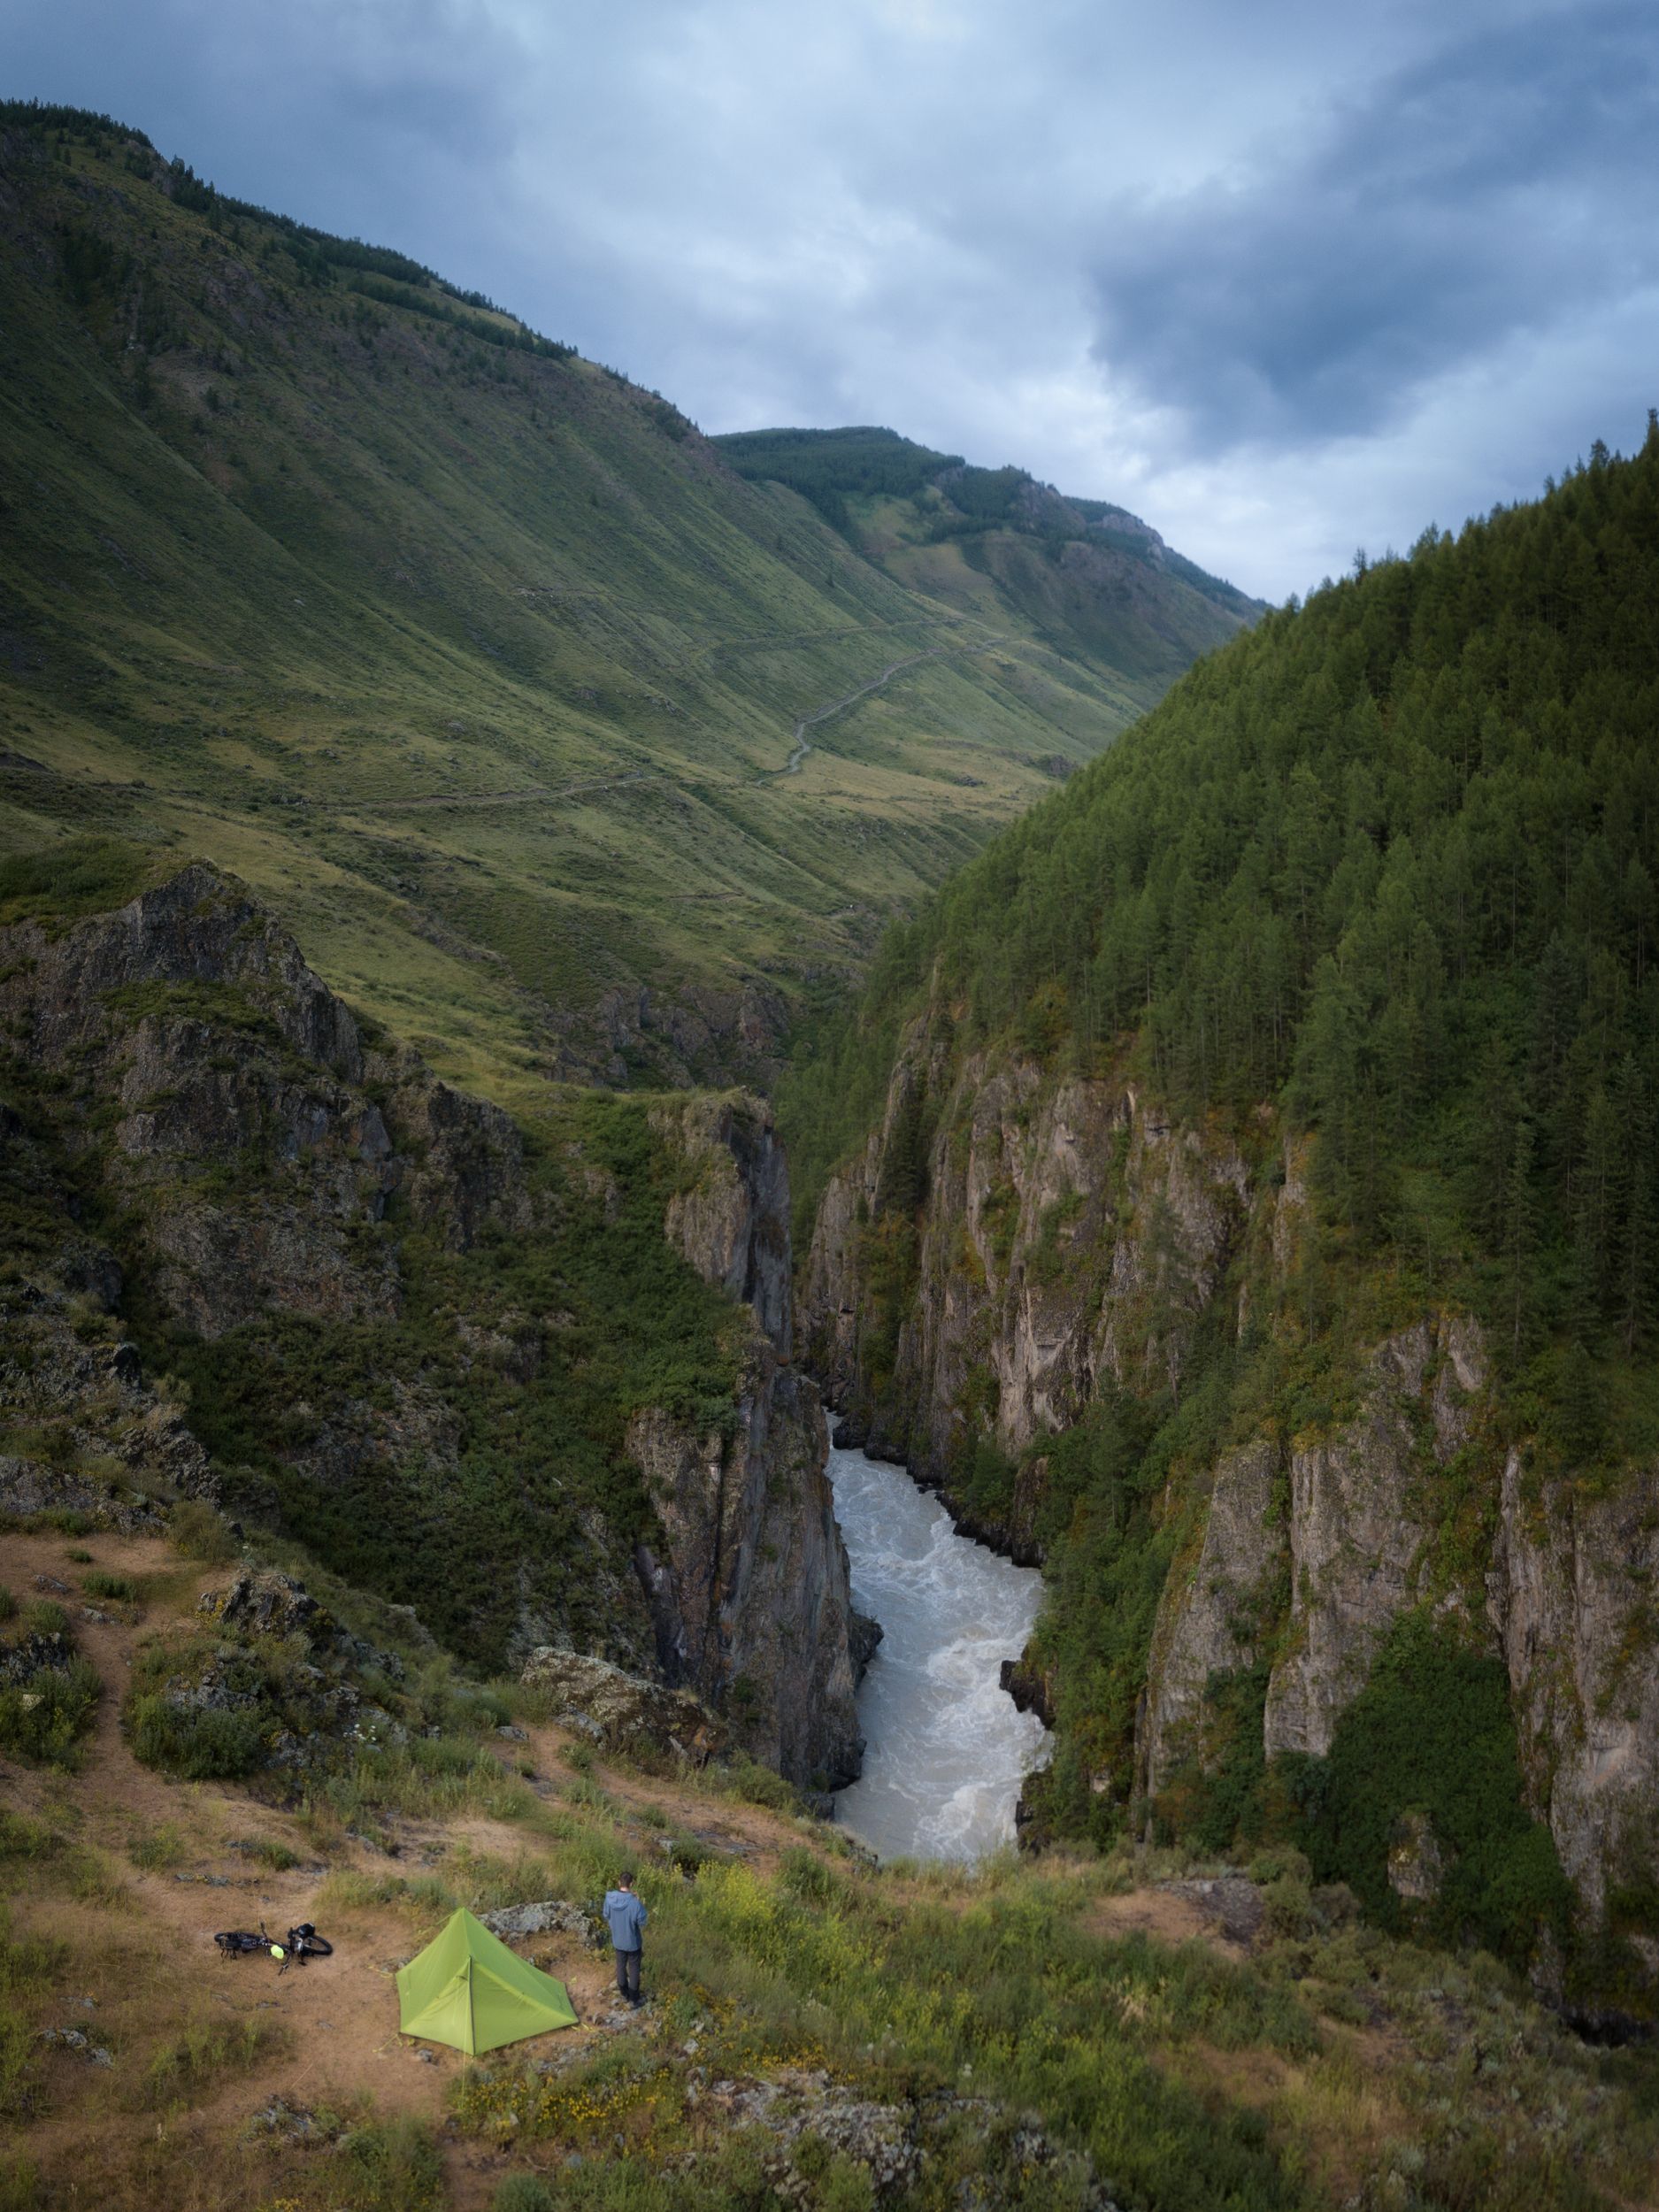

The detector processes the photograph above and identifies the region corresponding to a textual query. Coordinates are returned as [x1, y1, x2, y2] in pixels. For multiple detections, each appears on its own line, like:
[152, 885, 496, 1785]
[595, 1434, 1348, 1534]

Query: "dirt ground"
[0, 1525, 833, 2208]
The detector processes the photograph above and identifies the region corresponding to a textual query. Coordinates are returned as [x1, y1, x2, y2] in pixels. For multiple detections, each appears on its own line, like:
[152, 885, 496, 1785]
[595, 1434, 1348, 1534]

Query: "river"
[827, 1441, 1049, 1863]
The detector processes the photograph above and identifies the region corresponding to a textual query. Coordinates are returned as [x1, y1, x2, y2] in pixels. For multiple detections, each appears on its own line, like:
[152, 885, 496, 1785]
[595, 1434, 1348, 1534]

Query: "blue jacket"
[603, 1888, 648, 1951]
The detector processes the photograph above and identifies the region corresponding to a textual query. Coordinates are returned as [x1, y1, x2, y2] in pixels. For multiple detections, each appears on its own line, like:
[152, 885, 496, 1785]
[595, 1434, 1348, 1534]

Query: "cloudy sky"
[8, 0, 1658, 598]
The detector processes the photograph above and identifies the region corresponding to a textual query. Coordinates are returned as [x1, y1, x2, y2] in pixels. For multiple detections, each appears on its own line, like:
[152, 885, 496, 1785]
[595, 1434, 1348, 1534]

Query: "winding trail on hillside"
[756, 634, 1006, 781]
[353, 630, 1009, 813]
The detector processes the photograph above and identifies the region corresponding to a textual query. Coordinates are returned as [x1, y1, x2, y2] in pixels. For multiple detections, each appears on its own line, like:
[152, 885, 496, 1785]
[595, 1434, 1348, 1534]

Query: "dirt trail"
[756, 634, 1004, 780]
[352, 626, 1003, 814]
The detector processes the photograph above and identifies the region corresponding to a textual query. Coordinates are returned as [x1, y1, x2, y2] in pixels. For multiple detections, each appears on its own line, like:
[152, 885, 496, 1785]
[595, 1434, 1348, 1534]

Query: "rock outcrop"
[638, 1095, 864, 1787]
[652, 1094, 794, 1354]
[519, 1647, 729, 1763]
[803, 1024, 1250, 1523]
[0, 864, 860, 1786]
[1486, 1453, 1659, 1920]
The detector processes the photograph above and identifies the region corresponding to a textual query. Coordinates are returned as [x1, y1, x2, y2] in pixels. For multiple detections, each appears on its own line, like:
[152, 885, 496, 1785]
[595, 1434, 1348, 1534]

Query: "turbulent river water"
[827, 1441, 1050, 1863]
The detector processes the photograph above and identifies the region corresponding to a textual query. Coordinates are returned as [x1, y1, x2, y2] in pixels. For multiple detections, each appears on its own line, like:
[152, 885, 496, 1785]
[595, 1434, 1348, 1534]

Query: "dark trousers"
[614, 1946, 641, 2001]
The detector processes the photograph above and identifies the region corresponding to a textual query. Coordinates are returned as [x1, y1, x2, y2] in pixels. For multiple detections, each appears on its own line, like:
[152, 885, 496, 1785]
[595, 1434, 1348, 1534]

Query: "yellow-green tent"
[396, 1908, 579, 2055]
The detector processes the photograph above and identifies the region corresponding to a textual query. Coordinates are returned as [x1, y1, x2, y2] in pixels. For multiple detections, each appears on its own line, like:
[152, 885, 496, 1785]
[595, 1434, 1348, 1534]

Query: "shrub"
[235, 1835, 300, 1871]
[1288, 1609, 1574, 1962]
[492, 2178, 556, 2212]
[326, 2116, 444, 2212]
[0, 1655, 101, 1765]
[167, 1499, 237, 1564]
[127, 1822, 188, 1871]
[718, 1752, 801, 1814]
[126, 1693, 263, 1779]
[140, 2016, 287, 2110]
[81, 1571, 137, 1601]
[0, 1590, 14, 1625]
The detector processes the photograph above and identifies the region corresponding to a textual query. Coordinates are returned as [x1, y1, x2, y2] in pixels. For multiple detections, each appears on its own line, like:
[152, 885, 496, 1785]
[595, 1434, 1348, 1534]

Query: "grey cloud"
[1088, 4, 1659, 450]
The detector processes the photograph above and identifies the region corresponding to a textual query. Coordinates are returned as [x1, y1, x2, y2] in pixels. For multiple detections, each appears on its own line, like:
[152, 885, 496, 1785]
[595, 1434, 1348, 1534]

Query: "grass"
[126, 1821, 189, 1872]
[137, 2015, 290, 2112]
[0, 1513, 1653, 2212]
[81, 1570, 139, 1602]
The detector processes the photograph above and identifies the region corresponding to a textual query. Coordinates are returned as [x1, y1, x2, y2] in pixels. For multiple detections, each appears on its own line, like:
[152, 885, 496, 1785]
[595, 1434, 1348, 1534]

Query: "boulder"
[520, 1648, 729, 1763]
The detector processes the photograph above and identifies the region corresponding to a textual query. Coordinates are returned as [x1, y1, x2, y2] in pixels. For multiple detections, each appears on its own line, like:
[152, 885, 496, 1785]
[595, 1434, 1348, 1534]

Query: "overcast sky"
[8, 0, 1658, 599]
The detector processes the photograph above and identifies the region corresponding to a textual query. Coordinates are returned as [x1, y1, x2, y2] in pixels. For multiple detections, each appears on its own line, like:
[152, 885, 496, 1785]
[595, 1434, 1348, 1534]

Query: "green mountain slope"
[714, 425, 1261, 688]
[783, 431, 1659, 2009]
[0, 106, 1248, 1107]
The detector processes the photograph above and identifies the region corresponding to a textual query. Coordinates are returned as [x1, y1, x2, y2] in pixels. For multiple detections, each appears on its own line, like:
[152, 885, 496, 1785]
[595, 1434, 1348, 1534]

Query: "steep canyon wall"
[800, 1017, 1659, 1980]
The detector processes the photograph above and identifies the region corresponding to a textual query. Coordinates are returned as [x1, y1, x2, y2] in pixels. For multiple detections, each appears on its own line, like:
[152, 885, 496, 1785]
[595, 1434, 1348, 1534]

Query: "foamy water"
[828, 1442, 1049, 1863]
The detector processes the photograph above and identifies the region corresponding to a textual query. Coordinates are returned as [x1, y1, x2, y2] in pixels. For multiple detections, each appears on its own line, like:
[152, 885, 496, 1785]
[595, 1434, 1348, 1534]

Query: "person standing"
[602, 1870, 648, 2007]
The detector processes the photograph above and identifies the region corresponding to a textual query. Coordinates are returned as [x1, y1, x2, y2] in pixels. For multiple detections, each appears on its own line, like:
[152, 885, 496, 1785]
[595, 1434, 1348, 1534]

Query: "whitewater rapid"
[828, 1441, 1050, 1863]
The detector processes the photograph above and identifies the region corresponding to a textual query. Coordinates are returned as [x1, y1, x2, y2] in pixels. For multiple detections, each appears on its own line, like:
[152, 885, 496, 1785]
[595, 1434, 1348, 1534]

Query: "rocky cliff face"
[634, 1094, 865, 1786]
[801, 1020, 1659, 1974]
[803, 1022, 1250, 1503]
[0, 864, 859, 1785]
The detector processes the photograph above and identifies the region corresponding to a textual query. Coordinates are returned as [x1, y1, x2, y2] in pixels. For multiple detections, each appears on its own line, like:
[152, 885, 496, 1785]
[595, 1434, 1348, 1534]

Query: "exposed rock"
[699, 2069, 920, 2200]
[0, 1628, 80, 1686]
[1, 861, 860, 1800]
[653, 1094, 793, 1353]
[199, 1570, 324, 1644]
[805, 1010, 1659, 1955]
[1263, 1319, 1479, 1759]
[519, 1647, 729, 1763]
[1157, 1875, 1265, 1947]
[1142, 1439, 1280, 1799]
[802, 1032, 1249, 1511]
[1388, 1811, 1448, 1906]
[478, 1898, 596, 1941]
[628, 1348, 863, 1786]
[1486, 1452, 1659, 1918]
[849, 1608, 883, 1684]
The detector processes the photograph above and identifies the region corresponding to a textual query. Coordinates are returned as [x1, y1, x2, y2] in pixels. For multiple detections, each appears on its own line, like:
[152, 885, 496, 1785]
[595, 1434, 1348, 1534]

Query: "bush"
[326, 2116, 444, 2212]
[1289, 1609, 1574, 1962]
[127, 1822, 188, 1871]
[140, 2016, 286, 2109]
[81, 1571, 137, 1601]
[718, 1752, 801, 1814]
[492, 2178, 556, 2212]
[0, 1590, 14, 1625]
[127, 1692, 263, 1779]
[0, 1655, 101, 1765]
[167, 1499, 237, 1564]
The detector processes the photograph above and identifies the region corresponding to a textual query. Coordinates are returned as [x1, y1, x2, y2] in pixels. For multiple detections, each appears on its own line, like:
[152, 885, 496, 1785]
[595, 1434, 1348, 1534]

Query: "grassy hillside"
[715, 426, 1261, 690]
[0, 106, 1242, 1108]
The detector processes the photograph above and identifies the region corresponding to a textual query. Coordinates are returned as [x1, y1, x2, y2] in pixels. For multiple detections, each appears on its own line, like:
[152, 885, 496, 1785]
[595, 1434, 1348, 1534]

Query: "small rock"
[495, 1724, 528, 1741]
[34, 1574, 70, 1594]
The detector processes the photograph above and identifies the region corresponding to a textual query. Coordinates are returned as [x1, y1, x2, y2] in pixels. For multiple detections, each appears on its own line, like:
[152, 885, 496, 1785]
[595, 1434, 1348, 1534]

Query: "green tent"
[396, 1908, 580, 2055]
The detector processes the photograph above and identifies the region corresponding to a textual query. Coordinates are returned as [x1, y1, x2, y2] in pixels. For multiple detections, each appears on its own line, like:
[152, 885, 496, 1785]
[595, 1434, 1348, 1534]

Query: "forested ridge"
[788, 425, 1659, 1429]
